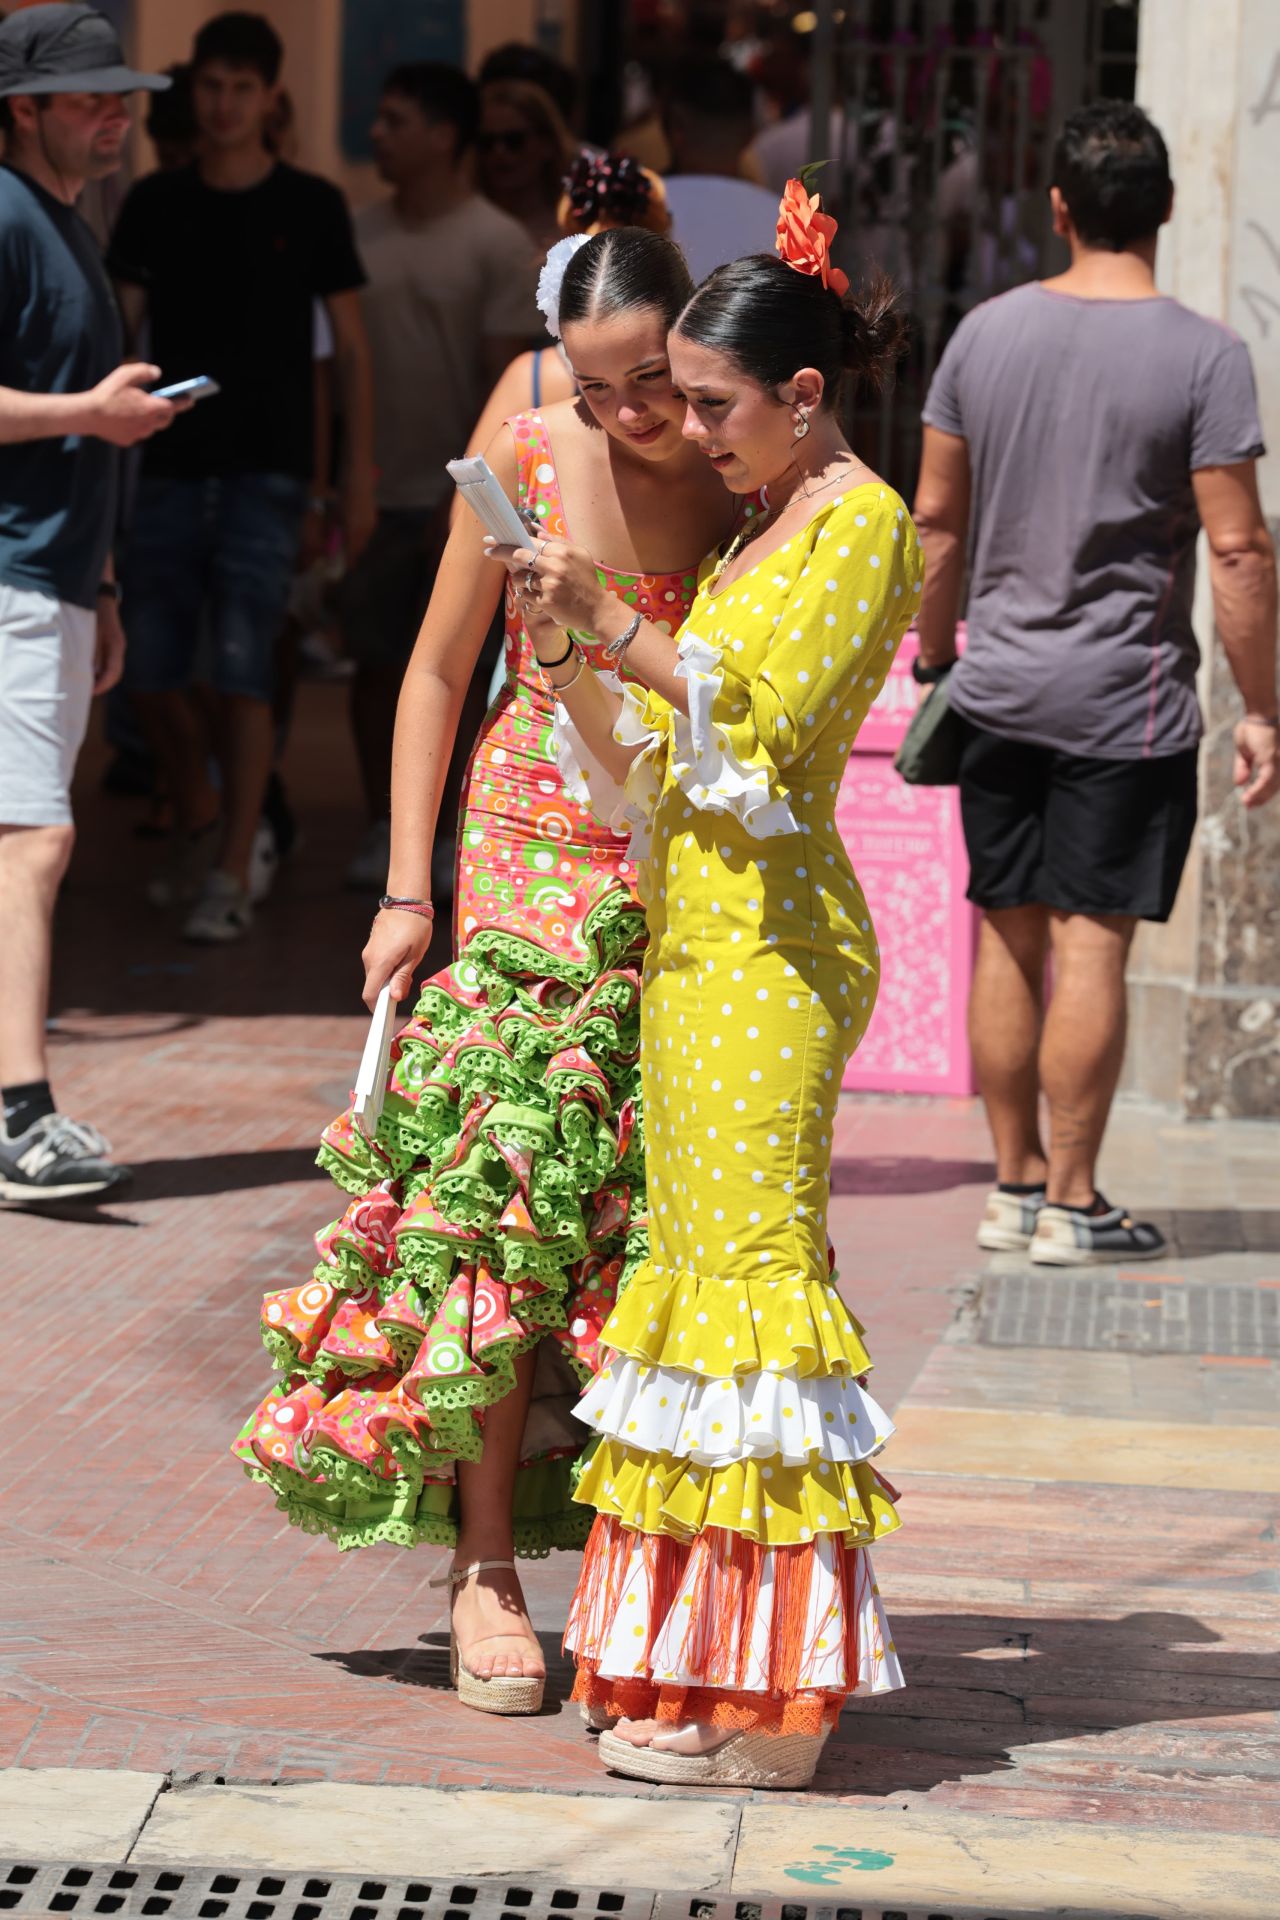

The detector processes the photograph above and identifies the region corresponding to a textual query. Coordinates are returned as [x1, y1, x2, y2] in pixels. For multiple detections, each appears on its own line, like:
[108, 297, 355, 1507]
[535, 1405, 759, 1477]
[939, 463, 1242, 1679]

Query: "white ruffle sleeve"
[552, 669, 666, 863]
[666, 632, 800, 839]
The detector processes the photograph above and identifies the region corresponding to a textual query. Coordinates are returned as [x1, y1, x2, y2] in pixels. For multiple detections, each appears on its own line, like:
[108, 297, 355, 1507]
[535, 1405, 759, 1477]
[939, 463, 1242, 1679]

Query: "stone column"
[1124, 0, 1280, 1115]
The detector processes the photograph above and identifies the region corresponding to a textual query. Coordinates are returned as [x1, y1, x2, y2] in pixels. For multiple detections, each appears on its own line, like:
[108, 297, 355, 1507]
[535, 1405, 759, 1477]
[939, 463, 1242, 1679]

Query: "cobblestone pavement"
[1, 685, 1278, 1914]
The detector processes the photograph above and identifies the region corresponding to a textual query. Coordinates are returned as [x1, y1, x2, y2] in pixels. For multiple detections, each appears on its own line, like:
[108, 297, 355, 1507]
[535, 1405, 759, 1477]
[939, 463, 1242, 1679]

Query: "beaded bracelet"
[378, 895, 435, 921]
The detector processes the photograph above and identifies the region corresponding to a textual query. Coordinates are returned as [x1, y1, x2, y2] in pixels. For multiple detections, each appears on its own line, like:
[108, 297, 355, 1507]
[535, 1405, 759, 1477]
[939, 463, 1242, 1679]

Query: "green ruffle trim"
[240, 1447, 591, 1556]
[318, 891, 644, 1202]
[238, 885, 648, 1555]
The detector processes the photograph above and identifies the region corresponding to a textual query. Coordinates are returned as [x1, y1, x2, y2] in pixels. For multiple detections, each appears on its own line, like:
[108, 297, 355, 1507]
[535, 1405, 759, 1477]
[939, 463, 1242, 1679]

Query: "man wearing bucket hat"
[0, 3, 180, 1204]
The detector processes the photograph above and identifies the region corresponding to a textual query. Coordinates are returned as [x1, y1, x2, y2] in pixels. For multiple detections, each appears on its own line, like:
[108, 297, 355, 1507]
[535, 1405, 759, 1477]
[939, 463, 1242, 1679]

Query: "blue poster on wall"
[340, 0, 465, 160]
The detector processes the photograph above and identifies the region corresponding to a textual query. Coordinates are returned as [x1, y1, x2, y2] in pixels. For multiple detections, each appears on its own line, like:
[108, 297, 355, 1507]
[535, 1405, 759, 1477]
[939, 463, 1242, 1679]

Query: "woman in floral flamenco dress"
[232, 228, 758, 1715]
[491, 183, 921, 1785]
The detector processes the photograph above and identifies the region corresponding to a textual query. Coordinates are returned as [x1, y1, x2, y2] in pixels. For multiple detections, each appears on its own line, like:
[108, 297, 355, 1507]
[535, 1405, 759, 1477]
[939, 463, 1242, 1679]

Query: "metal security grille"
[0, 1868, 1033, 1920]
[975, 1273, 1280, 1355]
[811, 0, 1140, 493]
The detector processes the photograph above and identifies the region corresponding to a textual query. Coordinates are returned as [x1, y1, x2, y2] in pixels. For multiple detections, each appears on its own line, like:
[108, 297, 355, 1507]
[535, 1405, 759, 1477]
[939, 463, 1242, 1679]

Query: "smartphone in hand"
[152, 375, 221, 403]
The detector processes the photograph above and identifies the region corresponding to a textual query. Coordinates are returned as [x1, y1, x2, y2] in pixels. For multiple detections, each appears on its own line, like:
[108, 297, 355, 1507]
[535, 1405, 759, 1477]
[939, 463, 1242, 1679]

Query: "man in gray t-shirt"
[913, 100, 1278, 1267]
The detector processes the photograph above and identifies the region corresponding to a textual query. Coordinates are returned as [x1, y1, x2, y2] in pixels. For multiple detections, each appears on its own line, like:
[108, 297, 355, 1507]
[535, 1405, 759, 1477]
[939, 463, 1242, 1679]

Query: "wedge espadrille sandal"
[429, 1559, 545, 1715]
[597, 1725, 826, 1789]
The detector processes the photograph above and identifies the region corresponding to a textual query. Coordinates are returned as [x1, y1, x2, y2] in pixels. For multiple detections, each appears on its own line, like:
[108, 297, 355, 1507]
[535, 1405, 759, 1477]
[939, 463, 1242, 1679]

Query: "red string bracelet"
[378, 895, 435, 921]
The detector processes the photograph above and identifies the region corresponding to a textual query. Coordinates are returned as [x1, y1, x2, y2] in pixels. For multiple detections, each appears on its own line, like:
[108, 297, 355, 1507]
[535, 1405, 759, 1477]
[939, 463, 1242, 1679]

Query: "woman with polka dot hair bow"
[232, 229, 761, 1718]
[489, 180, 923, 1786]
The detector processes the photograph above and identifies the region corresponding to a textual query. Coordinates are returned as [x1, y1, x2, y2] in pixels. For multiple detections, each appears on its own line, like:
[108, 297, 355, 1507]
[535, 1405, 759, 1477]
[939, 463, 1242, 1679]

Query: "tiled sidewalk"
[1, 685, 1278, 1914]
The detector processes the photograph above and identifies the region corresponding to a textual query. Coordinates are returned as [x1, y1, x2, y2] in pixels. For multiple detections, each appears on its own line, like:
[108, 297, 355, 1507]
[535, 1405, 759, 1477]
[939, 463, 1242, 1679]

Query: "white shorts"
[0, 582, 96, 828]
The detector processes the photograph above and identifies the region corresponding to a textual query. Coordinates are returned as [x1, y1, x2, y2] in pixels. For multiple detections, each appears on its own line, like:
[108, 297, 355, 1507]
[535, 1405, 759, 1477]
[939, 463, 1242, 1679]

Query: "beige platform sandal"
[429, 1559, 545, 1716]
[597, 1724, 826, 1789]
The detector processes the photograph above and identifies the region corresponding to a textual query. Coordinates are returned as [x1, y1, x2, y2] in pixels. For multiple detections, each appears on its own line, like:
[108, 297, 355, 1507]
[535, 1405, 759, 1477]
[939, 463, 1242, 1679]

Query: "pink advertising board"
[837, 628, 979, 1096]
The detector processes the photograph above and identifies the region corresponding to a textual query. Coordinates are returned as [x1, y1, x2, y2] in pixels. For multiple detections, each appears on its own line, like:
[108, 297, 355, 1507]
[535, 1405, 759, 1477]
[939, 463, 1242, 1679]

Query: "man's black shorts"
[956, 716, 1198, 923]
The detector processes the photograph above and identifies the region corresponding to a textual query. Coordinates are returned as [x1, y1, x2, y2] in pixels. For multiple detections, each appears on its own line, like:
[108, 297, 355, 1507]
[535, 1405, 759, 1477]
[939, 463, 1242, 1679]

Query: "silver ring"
[523, 566, 539, 594]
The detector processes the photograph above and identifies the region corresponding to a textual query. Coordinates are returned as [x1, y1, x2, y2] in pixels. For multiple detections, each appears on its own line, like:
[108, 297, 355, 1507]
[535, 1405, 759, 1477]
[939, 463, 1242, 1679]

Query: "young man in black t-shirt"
[110, 10, 376, 943]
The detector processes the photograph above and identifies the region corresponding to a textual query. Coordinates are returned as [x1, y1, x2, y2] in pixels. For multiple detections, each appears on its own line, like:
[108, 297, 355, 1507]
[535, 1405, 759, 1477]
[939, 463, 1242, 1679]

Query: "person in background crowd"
[661, 58, 780, 283]
[477, 39, 578, 131]
[476, 78, 576, 260]
[0, 3, 182, 1203]
[913, 101, 1278, 1266]
[747, 28, 847, 198]
[109, 9, 375, 945]
[341, 61, 541, 894]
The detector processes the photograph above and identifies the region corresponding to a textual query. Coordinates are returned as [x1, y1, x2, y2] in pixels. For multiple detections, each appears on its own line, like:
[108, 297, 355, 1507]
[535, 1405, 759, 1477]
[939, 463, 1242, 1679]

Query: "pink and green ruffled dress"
[231, 411, 708, 1555]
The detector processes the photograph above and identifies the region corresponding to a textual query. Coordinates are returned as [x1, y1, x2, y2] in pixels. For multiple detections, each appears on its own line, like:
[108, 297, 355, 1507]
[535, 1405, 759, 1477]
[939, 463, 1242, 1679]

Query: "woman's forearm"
[589, 592, 691, 717]
[385, 660, 468, 897]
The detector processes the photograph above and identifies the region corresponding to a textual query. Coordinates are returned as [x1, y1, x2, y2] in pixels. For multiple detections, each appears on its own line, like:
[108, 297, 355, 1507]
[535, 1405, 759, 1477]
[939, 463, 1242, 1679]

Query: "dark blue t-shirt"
[0, 165, 122, 610]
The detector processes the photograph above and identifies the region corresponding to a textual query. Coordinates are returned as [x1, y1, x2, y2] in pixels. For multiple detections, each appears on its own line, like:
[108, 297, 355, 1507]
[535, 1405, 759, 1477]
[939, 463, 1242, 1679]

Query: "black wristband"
[911, 656, 953, 686]
[537, 633, 575, 670]
[96, 580, 121, 602]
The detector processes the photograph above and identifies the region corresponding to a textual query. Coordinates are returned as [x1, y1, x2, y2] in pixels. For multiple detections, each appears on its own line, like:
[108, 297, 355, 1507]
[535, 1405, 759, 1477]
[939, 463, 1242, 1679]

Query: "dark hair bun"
[838, 274, 908, 388]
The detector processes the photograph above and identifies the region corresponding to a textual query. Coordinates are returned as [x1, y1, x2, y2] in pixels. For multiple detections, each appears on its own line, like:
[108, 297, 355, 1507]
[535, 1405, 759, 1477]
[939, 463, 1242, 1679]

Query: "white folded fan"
[446, 453, 536, 548]
[352, 982, 398, 1140]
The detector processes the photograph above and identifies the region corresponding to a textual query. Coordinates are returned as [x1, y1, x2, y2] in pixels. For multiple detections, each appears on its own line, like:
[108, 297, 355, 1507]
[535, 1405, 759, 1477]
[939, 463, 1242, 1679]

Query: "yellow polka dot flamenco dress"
[556, 484, 923, 1781]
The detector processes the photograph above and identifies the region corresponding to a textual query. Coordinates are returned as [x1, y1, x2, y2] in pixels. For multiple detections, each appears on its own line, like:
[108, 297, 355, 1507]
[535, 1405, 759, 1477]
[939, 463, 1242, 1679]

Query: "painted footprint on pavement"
[785, 1844, 895, 1884]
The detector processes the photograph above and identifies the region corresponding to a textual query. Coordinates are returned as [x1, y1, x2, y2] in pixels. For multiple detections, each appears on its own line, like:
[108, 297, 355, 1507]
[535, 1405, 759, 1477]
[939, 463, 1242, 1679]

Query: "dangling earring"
[793, 408, 811, 440]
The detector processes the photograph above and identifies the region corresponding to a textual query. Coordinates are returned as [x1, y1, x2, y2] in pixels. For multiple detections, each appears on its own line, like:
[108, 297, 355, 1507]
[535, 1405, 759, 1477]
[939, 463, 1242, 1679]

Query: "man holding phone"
[0, 4, 180, 1204]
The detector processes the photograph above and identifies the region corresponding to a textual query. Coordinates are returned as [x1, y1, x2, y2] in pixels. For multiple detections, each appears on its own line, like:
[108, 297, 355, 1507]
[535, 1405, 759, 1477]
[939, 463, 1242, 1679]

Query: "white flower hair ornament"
[537, 233, 592, 341]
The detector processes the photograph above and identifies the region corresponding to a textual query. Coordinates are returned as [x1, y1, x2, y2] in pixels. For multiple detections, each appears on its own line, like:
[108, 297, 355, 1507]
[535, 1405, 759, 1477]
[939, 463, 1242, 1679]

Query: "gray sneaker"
[183, 869, 253, 943]
[0, 1113, 130, 1203]
[1030, 1195, 1167, 1266]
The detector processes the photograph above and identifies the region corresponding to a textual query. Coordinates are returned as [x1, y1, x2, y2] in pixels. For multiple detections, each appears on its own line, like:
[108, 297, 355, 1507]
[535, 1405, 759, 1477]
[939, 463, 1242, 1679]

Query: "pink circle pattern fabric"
[231, 412, 704, 1556]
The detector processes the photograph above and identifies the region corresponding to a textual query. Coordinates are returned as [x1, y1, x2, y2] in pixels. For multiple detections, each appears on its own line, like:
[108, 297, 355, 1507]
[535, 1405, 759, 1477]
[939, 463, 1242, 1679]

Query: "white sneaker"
[346, 819, 391, 892]
[248, 819, 278, 905]
[976, 1186, 1046, 1252]
[183, 870, 253, 943]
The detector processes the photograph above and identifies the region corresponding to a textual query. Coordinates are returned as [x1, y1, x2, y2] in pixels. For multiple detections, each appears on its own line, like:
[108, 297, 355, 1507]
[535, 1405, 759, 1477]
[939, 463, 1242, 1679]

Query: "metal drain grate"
[0, 1865, 653, 1920]
[976, 1273, 1280, 1356]
[0, 1868, 1051, 1920]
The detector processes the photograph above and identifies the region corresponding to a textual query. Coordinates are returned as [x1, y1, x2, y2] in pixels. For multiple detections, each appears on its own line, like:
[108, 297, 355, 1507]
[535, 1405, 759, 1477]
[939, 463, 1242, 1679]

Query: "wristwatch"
[911, 656, 953, 686]
[96, 580, 121, 602]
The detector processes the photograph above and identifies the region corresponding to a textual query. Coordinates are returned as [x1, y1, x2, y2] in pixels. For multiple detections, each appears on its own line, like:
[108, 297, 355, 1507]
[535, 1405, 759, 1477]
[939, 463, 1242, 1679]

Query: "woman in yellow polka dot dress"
[491, 183, 923, 1789]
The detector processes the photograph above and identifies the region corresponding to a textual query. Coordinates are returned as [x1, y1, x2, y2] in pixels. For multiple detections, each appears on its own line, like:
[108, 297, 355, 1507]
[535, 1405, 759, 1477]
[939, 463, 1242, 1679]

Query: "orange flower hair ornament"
[776, 176, 849, 298]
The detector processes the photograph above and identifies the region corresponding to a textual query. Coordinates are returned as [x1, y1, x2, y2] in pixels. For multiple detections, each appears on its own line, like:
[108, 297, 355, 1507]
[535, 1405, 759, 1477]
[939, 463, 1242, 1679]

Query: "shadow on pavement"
[821, 1607, 1280, 1798]
[127, 1145, 328, 1200]
[832, 1156, 994, 1195]
[318, 1608, 1279, 1798]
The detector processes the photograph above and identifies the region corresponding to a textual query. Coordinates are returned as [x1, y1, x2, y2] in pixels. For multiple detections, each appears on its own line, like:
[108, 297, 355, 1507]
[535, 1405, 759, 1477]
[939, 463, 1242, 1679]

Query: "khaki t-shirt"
[355, 193, 542, 510]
